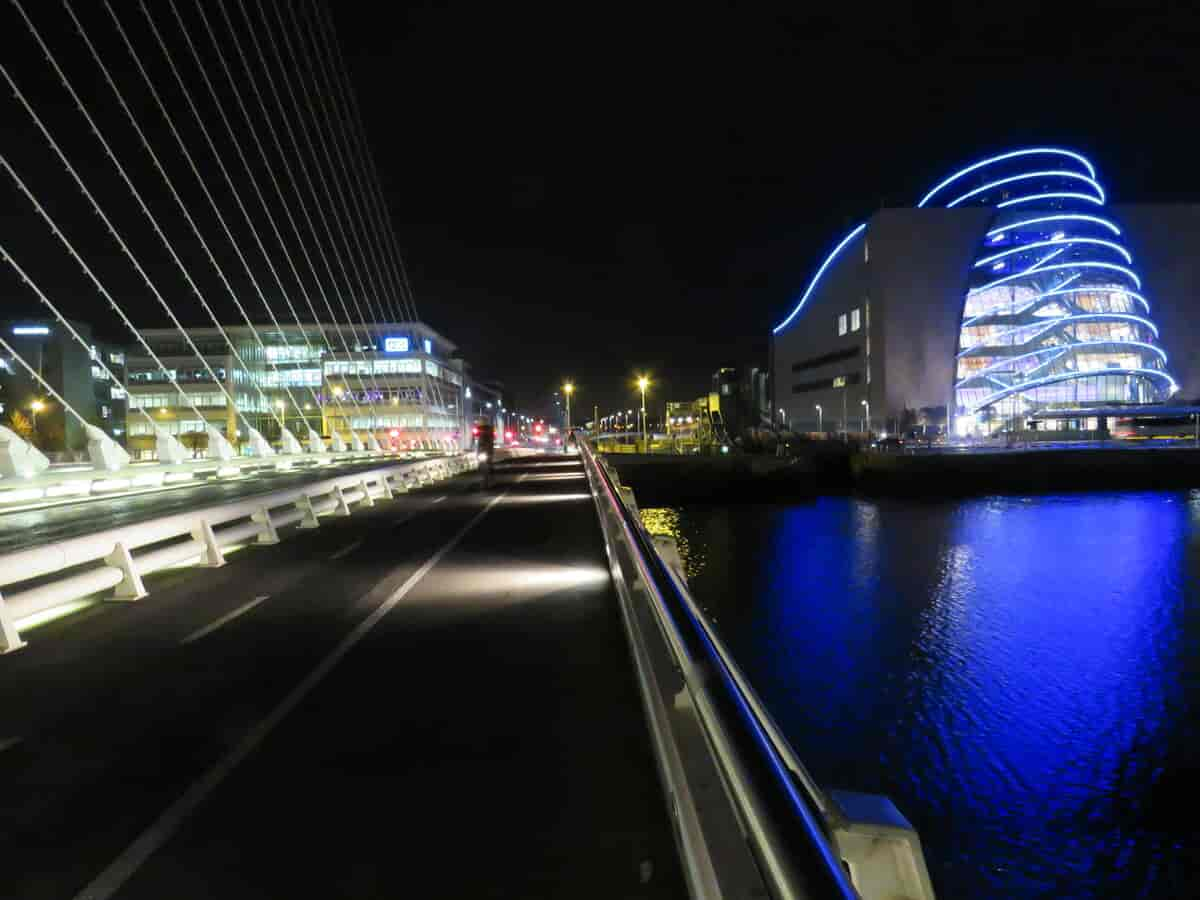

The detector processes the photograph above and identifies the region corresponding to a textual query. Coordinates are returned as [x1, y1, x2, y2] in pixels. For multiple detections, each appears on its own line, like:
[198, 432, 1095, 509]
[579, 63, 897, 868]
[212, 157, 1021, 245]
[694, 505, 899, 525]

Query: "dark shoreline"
[603, 447, 1200, 503]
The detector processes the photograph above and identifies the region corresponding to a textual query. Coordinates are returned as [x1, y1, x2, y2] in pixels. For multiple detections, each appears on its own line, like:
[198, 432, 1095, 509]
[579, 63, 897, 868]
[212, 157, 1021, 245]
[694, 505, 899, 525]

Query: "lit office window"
[838, 313, 848, 336]
[850, 308, 861, 331]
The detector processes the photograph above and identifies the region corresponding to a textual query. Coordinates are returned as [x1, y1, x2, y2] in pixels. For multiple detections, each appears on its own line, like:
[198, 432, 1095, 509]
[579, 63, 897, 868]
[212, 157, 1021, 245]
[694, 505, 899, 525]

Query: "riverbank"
[602, 445, 1200, 502]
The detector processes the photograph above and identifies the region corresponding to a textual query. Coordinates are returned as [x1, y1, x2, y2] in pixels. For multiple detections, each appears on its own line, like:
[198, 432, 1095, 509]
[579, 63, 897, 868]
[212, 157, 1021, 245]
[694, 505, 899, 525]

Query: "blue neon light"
[969, 261, 1142, 294]
[974, 237, 1132, 267]
[945, 171, 1105, 208]
[970, 367, 1178, 412]
[996, 191, 1105, 208]
[986, 214, 1121, 238]
[917, 147, 1097, 207]
[772, 223, 866, 334]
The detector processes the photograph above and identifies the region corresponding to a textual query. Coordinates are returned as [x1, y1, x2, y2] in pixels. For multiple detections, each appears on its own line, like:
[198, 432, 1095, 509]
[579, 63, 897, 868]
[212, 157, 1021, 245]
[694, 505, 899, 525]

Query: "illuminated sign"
[383, 337, 410, 353]
[12, 326, 49, 336]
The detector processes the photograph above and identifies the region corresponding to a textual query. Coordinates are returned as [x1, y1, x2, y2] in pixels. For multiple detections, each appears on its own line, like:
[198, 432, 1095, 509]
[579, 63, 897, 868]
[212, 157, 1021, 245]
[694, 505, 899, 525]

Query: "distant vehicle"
[871, 435, 905, 452]
[1112, 415, 1194, 440]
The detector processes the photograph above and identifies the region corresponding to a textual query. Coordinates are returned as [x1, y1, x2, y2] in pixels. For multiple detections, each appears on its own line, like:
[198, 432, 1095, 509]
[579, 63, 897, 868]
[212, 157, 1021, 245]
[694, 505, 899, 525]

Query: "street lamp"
[562, 382, 574, 441]
[815, 404, 822, 433]
[30, 398, 44, 431]
[861, 398, 870, 436]
[636, 376, 649, 448]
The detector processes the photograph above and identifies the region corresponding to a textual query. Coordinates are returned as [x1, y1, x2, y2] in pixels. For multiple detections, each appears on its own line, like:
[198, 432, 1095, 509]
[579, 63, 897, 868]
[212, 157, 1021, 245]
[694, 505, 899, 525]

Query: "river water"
[641, 492, 1200, 899]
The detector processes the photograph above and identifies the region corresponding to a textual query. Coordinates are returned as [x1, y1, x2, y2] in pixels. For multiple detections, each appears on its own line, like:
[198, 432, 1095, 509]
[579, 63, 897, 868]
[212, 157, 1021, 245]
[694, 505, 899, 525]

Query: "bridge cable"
[68, 1, 317, 441]
[184, 0, 391, 435]
[0, 28, 260, 440]
[196, 0, 393, 437]
[306, 2, 456, 434]
[270, 0, 449, 446]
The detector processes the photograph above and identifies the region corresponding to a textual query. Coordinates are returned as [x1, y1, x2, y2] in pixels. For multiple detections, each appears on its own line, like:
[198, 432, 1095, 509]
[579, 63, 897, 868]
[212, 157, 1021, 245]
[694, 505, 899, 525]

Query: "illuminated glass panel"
[926, 148, 1178, 434]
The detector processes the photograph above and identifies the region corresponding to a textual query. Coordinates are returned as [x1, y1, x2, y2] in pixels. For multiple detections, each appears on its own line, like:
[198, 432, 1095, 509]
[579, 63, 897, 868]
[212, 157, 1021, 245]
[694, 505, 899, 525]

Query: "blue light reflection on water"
[647, 493, 1200, 899]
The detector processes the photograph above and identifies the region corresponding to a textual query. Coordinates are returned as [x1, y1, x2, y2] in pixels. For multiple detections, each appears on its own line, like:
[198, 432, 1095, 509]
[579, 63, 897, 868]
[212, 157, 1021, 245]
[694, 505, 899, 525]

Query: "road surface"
[0, 455, 685, 899]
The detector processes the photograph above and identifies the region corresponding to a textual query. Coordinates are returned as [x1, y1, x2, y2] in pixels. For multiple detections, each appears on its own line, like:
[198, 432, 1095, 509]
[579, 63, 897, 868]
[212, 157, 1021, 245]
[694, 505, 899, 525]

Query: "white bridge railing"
[0, 446, 444, 509]
[0, 454, 473, 653]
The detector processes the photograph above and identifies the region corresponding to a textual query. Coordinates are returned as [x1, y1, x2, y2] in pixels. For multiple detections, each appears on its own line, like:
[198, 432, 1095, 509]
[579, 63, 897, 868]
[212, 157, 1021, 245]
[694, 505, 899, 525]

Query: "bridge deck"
[0, 455, 685, 899]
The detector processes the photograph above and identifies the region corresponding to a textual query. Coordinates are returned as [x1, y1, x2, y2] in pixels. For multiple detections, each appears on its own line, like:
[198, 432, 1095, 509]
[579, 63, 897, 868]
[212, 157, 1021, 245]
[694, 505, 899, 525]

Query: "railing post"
[105, 541, 147, 600]
[191, 519, 226, 567]
[251, 506, 280, 544]
[332, 484, 351, 516]
[377, 472, 394, 500]
[358, 479, 375, 508]
[295, 494, 320, 529]
[0, 593, 26, 653]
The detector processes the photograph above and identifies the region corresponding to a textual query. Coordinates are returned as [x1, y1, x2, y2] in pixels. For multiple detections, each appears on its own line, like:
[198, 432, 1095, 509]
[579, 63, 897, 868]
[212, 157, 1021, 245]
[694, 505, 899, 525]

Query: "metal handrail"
[579, 440, 859, 900]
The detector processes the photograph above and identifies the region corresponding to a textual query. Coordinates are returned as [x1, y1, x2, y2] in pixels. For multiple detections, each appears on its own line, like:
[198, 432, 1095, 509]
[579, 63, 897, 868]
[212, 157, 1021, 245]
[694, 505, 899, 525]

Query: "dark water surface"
[642, 493, 1200, 899]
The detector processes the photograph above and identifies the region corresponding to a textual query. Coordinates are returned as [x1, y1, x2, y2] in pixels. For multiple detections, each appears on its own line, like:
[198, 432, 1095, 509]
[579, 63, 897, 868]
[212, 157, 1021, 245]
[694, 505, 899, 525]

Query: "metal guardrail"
[0, 455, 472, 653]
[579, 440, 936, 900]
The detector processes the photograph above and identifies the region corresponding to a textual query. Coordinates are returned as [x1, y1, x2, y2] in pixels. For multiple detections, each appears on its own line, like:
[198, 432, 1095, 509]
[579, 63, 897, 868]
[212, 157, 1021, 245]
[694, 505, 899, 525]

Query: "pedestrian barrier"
[580, 439, 936, 900]
[0, 455, 472, 653]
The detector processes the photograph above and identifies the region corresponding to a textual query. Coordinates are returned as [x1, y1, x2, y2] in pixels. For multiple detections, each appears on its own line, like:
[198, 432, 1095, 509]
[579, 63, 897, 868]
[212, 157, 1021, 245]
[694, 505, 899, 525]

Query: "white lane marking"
[329, 538, 364, 561]
[180, 596, 271, 646]
[76, 491, 508, 900]
[0, 736, 23, 754]
[432, 496, 446, 504]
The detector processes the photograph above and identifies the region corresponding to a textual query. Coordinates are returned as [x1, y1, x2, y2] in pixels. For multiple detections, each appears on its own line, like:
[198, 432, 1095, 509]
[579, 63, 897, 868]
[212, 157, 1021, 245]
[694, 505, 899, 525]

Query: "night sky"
[4, 2, 1200, 419]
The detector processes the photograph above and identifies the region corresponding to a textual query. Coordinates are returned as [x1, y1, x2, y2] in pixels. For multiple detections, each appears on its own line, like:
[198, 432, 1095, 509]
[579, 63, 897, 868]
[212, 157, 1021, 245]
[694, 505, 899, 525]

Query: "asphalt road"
[0, 456, 685, 899]
[0, 458, 431, 554]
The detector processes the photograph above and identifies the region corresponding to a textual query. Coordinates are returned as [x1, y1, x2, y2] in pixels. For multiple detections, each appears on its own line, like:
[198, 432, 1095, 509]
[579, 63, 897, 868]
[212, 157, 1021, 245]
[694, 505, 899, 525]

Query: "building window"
[101, 405, 111, 419]
[838, 313, 848, 336]
[850, 308, 861, 332]
[832, 375, 846, 388]
[109, 351, 125, 365]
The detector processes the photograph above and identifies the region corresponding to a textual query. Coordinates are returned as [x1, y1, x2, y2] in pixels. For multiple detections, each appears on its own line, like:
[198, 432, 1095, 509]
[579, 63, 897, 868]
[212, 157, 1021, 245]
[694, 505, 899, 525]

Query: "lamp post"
[861, 398, 869, 436]
[637, 377, 649, 450]
[815, 404, 822, 433]
[562, 382, 574, 438]
[30, 398, 44, 431]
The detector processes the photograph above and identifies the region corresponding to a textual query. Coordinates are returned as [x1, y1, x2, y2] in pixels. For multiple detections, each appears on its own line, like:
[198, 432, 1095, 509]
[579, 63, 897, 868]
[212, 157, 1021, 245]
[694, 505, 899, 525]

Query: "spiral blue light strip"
[774, 147, 1177, 431]
[944, 148, 1176, 426]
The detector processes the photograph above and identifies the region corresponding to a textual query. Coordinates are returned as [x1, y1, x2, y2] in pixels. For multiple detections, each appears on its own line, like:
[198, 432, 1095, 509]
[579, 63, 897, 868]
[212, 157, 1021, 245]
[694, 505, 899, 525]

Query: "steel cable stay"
[103, 4, 364, 451]
[271, 1, 448, 445]
[193, 0, 393, 448]
[0, 164, 192, 465]
[226, 0, 418, 447]
[310, 1, 456, 439]
[64, 1, 325, 453]
[179, 0, 392, 443]
[0, 38, 271, 457]
[142, 0, 343, 440]
[300, 0, 453, 434]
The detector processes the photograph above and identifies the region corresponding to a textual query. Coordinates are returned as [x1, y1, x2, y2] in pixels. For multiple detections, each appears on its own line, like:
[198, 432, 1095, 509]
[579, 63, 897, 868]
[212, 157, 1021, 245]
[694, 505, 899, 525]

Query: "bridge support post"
[105, 541, 147, 601]
[252, 507, 280, 544]
[295, 494, 320, 529]
[358, 479, 375, 508]
[0, 593, 26, 653]
[377, 474, 394, 500]
[191, 519, 225, 568]
[332, 485, 351, 516]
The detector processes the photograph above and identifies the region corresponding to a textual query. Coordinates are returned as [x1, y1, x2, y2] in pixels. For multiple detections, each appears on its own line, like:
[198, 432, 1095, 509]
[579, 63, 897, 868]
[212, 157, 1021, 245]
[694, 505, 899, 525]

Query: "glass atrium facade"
[920, 150, 1178, 436]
